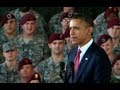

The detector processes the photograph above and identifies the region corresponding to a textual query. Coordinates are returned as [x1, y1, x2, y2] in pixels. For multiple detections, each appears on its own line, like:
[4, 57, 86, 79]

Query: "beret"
[107, 18, 120, 29]
[48, 33, 64, 43]
[20, 13, 36, 25]
[97, 34, 112, 46]
[104, 7, 119, 19]
[18, 58, 32, 71]
[60, 12, 71, 22]
[1, 13, 15, 26]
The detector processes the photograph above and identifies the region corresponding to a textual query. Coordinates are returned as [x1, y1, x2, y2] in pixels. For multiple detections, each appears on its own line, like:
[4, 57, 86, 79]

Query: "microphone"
[59, 62, 66, 83]
[66, 61, 74, 83]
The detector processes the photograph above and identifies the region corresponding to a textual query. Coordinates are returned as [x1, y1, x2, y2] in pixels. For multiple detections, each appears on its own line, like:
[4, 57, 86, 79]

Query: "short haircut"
[70, 13, 94, 27]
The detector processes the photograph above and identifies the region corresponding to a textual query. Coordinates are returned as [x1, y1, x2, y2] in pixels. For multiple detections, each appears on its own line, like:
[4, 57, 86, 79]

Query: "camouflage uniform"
[113, 44, 120, 54]
[0, 30, 17, 64]
[49, 12, 78, 35]
[93, 12, 108, 43]
[0, 62, 20, 83]
[110, 75, 120, 83]
[14, 33, 50, 67]
[10, 8, 48, 35]
[37, 55, 68, 83]
[49, 12, 62, 34]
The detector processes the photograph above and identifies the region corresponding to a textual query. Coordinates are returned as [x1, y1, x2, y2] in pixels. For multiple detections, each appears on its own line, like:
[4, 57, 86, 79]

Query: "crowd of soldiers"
[0, 7, 120, 83]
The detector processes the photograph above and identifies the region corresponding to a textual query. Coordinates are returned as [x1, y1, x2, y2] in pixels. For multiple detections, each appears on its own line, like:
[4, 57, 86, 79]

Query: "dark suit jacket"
[66, 42, 112, 83]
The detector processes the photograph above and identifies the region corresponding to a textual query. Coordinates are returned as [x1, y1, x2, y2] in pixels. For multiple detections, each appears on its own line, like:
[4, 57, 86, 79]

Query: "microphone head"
[68, 61, 74, 68]
[59, 62, 65, 70]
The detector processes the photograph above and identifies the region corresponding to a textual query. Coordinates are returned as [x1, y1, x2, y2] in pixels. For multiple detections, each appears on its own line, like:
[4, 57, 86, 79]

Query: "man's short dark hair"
[71, 13, 94, 27]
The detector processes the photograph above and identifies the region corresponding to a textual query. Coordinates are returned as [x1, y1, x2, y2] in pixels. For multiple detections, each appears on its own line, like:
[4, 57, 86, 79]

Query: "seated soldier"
[17, 58, 41, 83]
[111, 55, 120, 83]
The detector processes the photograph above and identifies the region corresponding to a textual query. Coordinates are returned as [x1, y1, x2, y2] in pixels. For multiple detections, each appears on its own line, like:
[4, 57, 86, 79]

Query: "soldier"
[111, 55, 120, 83]
[37, 33, 68, 83]
[0, 13, 17, 63]
[0, 41, 19, 83]
[63, 28, 76, 56]
[10, 7, 48, 36]
[93, 7, 119, 43]
[17, 58, 41, 83]
[107, 18, 120, 54]
[13, 13, 50, 67]
[48, 7, 78, 35]
[97, 34, 119, 64]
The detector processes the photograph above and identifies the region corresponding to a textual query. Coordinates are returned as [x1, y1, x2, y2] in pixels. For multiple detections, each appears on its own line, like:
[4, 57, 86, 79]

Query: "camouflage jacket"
[48, 12, 63, 34]
[113, 44, 120, 54]
[14, 33, 50, 67]
[110, 75, 120, 83]
[0, 29, 17, 64]
[0, 62, 20, 83]
[10, 8, 47, 35]
[37, 55, 68, 83]
[93, 12, 108, 43]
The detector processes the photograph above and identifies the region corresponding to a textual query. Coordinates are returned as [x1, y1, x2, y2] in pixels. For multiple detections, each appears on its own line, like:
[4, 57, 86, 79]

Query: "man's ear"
[48, 43, 51, 49]
[87, 27, 93, 35]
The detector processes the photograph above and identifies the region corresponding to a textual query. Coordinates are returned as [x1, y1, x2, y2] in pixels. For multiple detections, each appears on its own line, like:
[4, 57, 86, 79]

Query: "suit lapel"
[73, 42, 95, 83]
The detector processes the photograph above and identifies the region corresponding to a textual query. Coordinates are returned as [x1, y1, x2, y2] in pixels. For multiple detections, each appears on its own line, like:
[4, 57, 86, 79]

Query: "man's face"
[48, 40, 65, 55]
[3, 19, 17, 34]
[3, 50, 17, 62]
[61, 18, 70, 30]
[19, 64, 33, 78]
[69, 19, 92, 47]
[21, 21, 36, 35]
[100, 39, 113, 55]
[108, 25, 120, 39]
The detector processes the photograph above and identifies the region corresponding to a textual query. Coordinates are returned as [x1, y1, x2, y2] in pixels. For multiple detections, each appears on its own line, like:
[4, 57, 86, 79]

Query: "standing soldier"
[97, 34, 120, 64]
[107, 18, 120, 54]
[0, 41, 19, 83]
[48, 7, 78, 35]
[14, 13, 50, 67]
[37, 33, 68, 83]
[93, 7, 119, 43]
[10, 7, 48, 36]
[0, 13, 17, 63]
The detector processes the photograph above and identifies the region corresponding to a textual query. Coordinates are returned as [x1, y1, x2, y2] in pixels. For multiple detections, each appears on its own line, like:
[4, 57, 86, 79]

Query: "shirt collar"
[78, 39, 93, 55]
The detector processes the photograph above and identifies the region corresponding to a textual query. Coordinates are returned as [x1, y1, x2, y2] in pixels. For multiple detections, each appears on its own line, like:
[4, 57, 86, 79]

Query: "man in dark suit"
[66, 13, 112, 83]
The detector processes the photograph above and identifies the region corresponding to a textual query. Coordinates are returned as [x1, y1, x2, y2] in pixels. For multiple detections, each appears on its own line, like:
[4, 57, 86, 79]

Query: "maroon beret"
[97, 34, 112, 46]
[20, 13, 36, 25]
[107, 18, 120, 29]
[104, 7, 119, 19]
[60, 12, 70, 22]
[18, 58, 32, 71]
[48, 33, 64, 43]
[112, 55, 120, 66]
[63, 28, 70, 38]
[1, 13, 15, 26]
